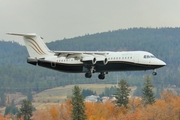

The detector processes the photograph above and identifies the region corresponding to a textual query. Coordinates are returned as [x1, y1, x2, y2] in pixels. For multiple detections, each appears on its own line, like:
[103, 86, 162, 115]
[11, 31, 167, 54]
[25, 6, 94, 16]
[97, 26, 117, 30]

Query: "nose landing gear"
[152, 69, 157, 76]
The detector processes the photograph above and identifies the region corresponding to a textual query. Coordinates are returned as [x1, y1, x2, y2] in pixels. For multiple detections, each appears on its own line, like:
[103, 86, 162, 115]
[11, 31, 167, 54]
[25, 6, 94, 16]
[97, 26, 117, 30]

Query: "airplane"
[7, 33, 166, 80]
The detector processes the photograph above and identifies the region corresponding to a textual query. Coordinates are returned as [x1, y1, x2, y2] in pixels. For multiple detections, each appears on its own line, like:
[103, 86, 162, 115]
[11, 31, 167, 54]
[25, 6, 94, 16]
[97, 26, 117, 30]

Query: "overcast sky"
[1, 0, 180, 44]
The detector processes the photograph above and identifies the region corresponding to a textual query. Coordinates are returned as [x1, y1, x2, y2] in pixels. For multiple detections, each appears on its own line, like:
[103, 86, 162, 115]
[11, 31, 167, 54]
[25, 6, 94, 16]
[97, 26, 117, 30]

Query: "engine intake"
[81, 56, 96, 65]
[96, 57, 108, 65]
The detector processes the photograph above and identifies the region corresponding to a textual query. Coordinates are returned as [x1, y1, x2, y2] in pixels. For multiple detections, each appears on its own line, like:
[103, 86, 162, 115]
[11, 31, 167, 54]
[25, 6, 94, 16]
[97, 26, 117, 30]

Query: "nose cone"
[150, 58, 166, 69]
[156, 59, 166, 67]
[160, 60, 166, 66]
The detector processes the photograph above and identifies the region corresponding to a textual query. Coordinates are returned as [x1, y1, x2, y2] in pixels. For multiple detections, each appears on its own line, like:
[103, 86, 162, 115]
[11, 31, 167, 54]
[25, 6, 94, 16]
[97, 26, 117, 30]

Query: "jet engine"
[81, 56, 96, 65]
[96, 56, 108, 65]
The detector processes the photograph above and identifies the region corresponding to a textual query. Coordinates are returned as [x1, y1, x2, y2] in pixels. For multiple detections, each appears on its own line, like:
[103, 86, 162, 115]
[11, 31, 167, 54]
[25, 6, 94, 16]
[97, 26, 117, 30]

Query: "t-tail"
[7, 33, 54, 58]
[7, 33, 54, 65]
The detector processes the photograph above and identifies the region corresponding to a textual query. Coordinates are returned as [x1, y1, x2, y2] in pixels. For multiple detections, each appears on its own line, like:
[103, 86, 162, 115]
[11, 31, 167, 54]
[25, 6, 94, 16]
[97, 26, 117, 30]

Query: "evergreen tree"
[71, 85, 86, 120]
[0, 91, 6, 107]
[17, 99, 33, 120]
[142, 75, 155, 106]
[82, 89, 95, 98]
[4, 99, 18, 116]
[115, 79, 131, 108]
[27, 90, 33, 102]
[99, 86, 117, 97]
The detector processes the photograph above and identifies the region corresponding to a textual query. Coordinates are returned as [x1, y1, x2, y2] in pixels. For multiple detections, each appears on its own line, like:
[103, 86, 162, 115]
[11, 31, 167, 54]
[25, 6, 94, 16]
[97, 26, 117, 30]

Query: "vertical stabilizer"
[7, 33, 53, 58]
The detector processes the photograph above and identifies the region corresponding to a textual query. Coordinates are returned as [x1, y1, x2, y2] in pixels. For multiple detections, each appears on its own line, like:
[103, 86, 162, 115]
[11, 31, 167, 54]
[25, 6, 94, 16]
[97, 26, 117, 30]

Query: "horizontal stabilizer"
[7, 33, 36, 37]
[7, 32, 53, 58]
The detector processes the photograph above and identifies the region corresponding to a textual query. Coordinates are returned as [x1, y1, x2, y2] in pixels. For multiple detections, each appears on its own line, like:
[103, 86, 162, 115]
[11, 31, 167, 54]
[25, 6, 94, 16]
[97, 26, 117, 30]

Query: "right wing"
[54, 51, 109, 65]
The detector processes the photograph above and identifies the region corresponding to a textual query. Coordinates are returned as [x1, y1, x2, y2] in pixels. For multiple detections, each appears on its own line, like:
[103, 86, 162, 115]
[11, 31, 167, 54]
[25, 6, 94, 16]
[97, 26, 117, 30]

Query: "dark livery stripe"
[37, 59, 165, 73]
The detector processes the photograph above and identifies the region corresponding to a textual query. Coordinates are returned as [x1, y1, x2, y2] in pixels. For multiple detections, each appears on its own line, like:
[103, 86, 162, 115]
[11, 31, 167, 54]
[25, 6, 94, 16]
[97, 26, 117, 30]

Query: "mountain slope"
[0, 28, 179, 94]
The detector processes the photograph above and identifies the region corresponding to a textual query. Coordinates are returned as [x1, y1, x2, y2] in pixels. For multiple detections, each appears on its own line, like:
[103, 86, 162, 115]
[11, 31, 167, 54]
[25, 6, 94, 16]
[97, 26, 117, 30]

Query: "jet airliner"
[8, 33, 166, 80]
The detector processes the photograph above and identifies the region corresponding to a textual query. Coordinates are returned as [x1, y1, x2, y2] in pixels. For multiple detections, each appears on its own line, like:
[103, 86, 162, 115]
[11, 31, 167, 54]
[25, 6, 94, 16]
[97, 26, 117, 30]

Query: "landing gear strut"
[152, 69, 157, 76]
[85, 66, 95, 78]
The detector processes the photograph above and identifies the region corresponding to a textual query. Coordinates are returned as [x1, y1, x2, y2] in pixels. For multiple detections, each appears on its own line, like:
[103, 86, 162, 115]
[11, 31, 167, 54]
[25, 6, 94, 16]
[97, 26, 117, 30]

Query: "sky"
[1, 0, 180, 44]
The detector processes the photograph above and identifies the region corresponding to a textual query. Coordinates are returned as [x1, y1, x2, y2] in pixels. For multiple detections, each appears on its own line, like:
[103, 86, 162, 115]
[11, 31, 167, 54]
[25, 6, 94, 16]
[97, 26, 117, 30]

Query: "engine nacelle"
[81, 56, 96, 65]
[96, 57, 108, 65]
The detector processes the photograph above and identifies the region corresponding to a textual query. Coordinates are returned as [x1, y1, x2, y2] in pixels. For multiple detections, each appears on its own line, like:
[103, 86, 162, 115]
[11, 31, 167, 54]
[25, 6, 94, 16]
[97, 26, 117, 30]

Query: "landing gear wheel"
[85, 72, 92, 78]
[98, 74, 105, 80]
[152, 69, 157, 76]
[152, 72, 157, 76]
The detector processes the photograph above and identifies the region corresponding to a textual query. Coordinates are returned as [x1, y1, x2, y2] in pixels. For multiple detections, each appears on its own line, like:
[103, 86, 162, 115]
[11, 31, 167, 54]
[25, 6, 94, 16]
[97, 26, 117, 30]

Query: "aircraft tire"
[85, 72, 92, 78]
[98, 74, 105, 80]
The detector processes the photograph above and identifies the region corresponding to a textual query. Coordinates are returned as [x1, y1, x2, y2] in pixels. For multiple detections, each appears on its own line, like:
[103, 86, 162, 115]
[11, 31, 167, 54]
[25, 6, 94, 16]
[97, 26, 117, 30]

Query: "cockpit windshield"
[144, 55, 156, 58]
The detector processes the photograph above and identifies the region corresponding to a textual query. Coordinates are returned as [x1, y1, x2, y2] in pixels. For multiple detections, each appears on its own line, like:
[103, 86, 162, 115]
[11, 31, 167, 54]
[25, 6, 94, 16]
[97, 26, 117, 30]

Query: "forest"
[31, 91, 180, 120]
[0, 27, 180, 97]
[1, 81, 180, 120]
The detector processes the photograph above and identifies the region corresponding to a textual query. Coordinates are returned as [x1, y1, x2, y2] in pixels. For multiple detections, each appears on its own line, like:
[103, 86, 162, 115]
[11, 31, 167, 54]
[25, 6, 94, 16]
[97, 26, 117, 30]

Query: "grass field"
[32, 84, 116, 109]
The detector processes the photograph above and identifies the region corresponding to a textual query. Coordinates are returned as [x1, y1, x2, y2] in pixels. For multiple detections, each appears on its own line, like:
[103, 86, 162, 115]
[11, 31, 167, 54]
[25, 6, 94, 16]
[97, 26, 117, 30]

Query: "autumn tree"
[115, 79, 131, 108]
[142, 75, 155, 106]
[71, 85, 86, 120]
[17, 99, 33, 120]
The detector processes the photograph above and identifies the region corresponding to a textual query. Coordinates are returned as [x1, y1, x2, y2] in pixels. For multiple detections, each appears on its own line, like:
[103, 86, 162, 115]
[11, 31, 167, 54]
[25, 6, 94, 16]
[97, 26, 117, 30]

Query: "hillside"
[0, 27, 179, 95]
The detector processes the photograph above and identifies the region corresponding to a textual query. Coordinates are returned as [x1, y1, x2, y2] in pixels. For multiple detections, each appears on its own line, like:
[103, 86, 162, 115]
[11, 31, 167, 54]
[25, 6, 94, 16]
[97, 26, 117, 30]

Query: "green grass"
[31, 84, 116, 109]
[33, 84, 115, 103]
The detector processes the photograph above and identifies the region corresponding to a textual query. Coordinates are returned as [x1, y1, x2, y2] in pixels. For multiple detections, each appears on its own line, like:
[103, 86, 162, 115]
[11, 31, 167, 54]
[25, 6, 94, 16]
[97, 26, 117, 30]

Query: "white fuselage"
[39, 51, 165, 73]
[8, 33, 166, 79]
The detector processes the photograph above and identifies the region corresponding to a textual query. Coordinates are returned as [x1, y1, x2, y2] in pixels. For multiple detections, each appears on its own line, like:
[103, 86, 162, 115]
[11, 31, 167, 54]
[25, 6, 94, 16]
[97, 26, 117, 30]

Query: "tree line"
[2, 76, 157, 119]
[0, 27, 180, 100]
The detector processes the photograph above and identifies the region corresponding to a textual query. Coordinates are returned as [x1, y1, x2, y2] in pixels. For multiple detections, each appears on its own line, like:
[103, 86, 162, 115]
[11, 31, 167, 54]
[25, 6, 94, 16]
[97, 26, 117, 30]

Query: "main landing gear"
[152, 69, 157, 76]
[98, 72, 106, 80]
[85, 66, 95, 78]
[84, 66, 107, 80]
[85, 72, 92, 78]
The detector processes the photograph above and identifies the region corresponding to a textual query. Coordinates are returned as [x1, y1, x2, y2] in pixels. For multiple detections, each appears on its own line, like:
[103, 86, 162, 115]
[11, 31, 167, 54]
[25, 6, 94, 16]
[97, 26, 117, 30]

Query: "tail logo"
[28, 38, 47, 55]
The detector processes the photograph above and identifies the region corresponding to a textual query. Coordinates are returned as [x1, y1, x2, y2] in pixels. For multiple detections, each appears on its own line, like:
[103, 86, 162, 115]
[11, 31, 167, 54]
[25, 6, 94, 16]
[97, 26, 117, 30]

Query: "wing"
[54, 51, 108, 59]
[54, 51, 109, 65]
